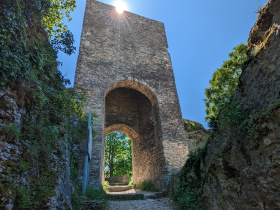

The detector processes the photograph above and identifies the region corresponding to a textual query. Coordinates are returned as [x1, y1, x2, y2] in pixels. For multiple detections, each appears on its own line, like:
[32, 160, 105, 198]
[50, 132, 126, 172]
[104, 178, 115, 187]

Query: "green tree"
[204, 43, 248, 122]
[105, 132, 132, 178]
[42, 0, 77, 39]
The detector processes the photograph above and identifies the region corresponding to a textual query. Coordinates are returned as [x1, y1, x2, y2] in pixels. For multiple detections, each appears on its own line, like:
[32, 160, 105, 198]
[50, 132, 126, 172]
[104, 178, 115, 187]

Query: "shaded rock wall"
[170, 0, 280, 209]
[0, 86, 72, 210]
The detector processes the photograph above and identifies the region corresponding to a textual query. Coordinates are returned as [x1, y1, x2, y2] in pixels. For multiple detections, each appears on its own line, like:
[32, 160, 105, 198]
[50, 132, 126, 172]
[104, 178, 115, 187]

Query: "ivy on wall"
[0, 0, 96, 209]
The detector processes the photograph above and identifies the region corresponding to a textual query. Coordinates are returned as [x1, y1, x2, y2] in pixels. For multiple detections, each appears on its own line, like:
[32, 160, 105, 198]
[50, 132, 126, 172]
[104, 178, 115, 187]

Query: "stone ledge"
[104, 194, 145, 201]
[82, 200, 105, 210]
[106, 185, 133, 192]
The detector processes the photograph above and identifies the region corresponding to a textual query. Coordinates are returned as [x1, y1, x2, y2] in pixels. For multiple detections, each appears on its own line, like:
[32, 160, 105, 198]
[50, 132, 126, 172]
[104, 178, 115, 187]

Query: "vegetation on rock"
[0, 0, 99, 209]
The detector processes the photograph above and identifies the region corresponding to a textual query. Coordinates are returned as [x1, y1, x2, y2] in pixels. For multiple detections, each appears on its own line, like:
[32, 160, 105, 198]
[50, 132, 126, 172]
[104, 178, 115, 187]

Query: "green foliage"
[85, 185, 108, 201]
[70, 184, 108, 210]
[104, 132, 132, 178]
[218, 100, 249, 127]
[71, 189, 83, 210]
[187, 139, 209, 169]
[19, 160, 31, 173]
[0, 124, 21, 140]
[207, 100, 249, 131]
[174, 187, 202, 210]
[68, 112, 97, 141]
[173, 140, 209, 210]
[70, 149, 83, 210]
[129, 180, 133, 186]
[42, 0, 76, 39]
[238, 100, 280, 138]
[204, 43, 248, 122]
[103, 181, 110, 187]
[0, 0, 76, 86]
[14, 185, 33, 209]
[0, 0, 84, 208]
[190, 122, 195, 127]
[135, 181, 159, 192]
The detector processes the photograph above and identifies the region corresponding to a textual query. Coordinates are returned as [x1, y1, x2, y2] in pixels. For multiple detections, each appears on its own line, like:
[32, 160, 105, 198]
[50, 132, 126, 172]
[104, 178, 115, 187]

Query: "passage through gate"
[103, 85, 165, 189]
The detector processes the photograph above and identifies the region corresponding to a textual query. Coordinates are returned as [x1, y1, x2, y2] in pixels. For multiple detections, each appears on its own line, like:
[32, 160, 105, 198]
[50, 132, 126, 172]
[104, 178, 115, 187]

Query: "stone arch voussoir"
[105, 80, 158, 106]
[104, 124, 139, 140]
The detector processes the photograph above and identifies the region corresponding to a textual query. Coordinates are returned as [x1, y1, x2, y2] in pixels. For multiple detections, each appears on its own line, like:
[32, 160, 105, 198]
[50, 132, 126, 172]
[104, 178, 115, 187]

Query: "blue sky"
[58, 0, 268, 128]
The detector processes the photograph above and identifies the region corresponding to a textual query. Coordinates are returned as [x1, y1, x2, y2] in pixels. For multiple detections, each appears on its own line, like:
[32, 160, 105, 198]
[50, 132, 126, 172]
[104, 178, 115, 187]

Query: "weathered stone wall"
[74, 0, 188, 190]
[170, 1, 280, 209]
[105, 88, 140, 132]
[105, 174, 130, 184]
[104, 87, 165, 188]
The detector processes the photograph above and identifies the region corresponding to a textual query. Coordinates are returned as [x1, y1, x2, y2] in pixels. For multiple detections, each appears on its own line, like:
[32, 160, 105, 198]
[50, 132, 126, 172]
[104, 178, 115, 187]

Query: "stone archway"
[103, 82, 166, 189]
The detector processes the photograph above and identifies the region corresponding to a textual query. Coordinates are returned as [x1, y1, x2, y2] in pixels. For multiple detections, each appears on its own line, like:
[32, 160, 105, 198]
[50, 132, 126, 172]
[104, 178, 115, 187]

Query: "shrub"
[103, 181, 110, 187]
[135, 181, 159, 192]
[174, 187, 202, 210]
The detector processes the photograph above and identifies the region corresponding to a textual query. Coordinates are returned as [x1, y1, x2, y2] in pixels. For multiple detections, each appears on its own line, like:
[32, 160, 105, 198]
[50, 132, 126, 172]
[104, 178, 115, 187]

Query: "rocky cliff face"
[171, 1, 280, 209]
[183, 119, 210, 153]
[0, 87, 72, 209]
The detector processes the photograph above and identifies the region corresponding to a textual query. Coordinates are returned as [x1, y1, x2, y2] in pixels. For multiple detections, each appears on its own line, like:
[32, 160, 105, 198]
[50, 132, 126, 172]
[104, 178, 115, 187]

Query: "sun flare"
[114, 1, 127, 14]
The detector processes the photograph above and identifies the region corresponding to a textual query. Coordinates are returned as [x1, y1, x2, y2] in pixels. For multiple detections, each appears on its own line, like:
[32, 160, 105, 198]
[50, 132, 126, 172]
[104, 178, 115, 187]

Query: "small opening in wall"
[104, 131, 132, 185]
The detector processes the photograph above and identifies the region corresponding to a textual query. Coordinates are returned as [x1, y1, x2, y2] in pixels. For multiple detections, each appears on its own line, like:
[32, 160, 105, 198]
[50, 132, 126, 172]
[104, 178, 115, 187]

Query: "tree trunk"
[109, 146, 114, 177]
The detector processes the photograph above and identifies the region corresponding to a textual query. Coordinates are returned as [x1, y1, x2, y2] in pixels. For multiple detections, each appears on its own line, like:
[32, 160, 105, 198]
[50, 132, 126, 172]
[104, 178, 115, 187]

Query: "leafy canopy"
[204, 43, 248, 122]
[42, 0, 76, 39]
[0, 0, 76, 86]
[105, 132, 132, 178]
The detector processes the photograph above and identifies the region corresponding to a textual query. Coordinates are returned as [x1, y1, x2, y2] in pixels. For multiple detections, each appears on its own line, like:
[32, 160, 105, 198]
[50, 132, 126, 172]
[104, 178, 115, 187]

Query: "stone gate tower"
[74, 0, 188, 190]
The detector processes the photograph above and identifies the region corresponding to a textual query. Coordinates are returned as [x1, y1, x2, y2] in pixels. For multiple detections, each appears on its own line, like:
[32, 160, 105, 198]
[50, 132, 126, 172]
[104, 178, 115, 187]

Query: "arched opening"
[104, 131, 132, 183]
[103, 81, 165, 189]
[105, 124, 139, 140]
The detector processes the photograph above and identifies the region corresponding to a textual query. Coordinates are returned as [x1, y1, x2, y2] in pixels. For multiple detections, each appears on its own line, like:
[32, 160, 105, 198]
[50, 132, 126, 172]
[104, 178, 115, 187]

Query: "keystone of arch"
[104, 124, 139, 140]
[105, 80, 158, 106]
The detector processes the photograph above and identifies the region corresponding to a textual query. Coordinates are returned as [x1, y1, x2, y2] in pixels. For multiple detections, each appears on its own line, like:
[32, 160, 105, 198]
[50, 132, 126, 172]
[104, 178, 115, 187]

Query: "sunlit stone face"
[114, 1, 127, 14]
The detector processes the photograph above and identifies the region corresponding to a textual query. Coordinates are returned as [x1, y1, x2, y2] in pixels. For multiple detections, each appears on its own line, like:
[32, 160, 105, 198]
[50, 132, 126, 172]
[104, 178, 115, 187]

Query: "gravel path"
[108, 188, 158, 196]
[108, 198, 178, 210]
[107, 189, 178, 210]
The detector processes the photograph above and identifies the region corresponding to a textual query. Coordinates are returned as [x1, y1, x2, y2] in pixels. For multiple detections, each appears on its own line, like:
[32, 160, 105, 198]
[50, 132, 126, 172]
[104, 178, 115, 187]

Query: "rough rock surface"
[0, 86, 72, 209]
[170, 1, 280, 209]
[47, 135, 72, 210]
